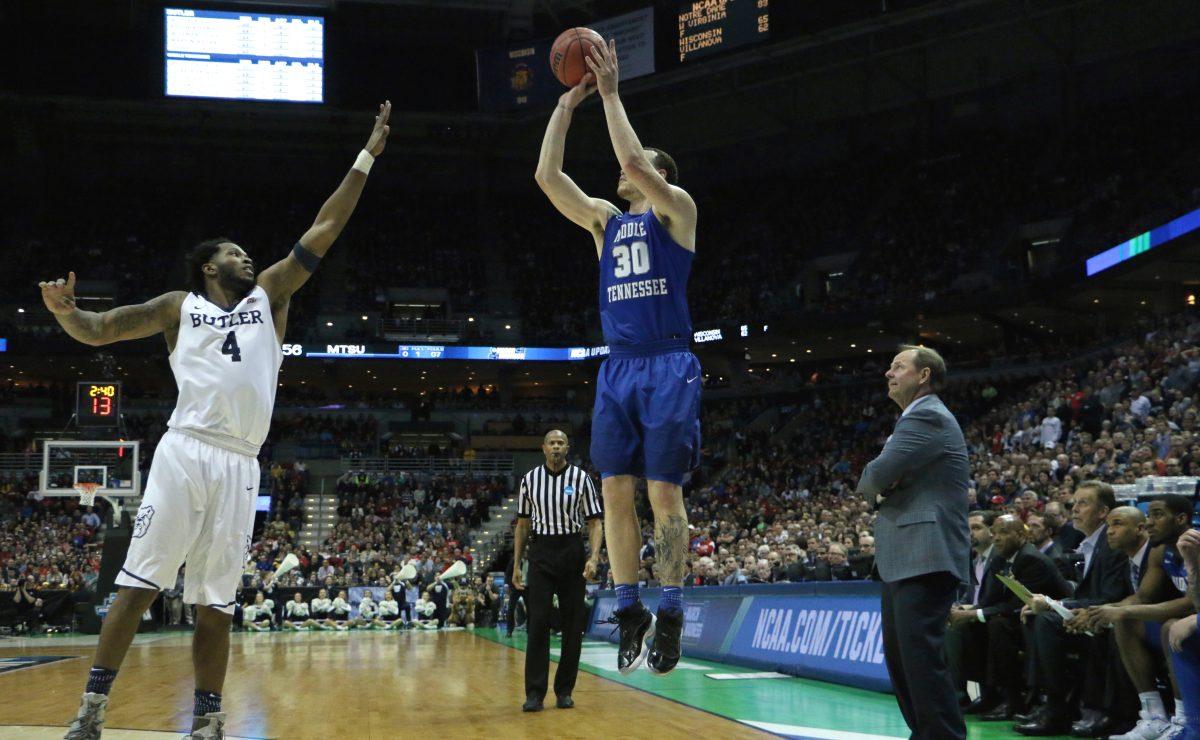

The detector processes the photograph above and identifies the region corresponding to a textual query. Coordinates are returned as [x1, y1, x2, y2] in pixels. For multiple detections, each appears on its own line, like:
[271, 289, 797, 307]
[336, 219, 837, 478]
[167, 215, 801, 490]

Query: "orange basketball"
[549, 27, 606, 87]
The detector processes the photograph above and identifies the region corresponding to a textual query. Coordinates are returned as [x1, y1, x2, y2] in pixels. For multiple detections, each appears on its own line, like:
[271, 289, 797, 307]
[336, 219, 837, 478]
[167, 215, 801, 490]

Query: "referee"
[514, 429, 603, 712]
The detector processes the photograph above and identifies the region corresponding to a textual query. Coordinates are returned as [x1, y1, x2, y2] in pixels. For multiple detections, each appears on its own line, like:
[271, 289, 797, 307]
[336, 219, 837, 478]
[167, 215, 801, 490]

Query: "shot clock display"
[678, 0, 770, 62]
[76, 382, 122, 428]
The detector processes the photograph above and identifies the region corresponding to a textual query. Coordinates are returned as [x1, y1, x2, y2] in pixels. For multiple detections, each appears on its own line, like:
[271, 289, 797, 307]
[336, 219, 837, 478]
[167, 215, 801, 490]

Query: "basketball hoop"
[74, 482, 101, 507]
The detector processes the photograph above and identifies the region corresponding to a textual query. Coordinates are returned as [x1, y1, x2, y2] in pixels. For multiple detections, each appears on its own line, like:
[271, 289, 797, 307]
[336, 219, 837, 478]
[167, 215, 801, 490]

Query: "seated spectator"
[1165, 529, 1199, 740]
[949, 515, 1072, 720]
[243, 592, 275, 632]
[1016, 482, 1132, 736]
[282, 592, 310, 630]
[375, 590, 403, 630]
[1079, 497, 1196, 736]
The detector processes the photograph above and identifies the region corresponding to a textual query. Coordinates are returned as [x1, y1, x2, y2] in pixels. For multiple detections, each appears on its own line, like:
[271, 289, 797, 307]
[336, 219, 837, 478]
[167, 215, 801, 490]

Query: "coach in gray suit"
[857, 345, 970, 739]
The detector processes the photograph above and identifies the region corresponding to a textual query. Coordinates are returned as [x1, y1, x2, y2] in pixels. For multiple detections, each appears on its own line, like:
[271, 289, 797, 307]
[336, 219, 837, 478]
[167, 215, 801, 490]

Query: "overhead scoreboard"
[165, 8, 324, 103]
[678, 0, 770, 63]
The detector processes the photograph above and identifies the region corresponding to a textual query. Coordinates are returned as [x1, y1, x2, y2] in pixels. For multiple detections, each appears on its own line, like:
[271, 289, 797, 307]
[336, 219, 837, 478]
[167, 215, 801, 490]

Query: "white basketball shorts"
[115, 430, 259, 615]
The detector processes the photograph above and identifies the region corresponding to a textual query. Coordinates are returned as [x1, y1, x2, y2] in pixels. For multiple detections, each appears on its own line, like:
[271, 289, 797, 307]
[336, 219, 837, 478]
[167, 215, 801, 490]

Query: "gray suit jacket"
[856, 394, 971, 584]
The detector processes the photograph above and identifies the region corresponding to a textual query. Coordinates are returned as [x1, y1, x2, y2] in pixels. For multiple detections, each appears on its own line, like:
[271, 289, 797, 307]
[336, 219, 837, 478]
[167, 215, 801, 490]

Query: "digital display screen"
[280, 329, 726, 361]
[1086, 205, 1200, 277]
[165, 8, 324, 103]
[76, 382, 122, 428]
[678, 0, 770, 63]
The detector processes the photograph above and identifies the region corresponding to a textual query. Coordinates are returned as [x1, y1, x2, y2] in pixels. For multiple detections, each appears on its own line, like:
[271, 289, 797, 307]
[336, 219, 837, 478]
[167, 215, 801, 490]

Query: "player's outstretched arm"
[534, 74, 619, 252]
[258, 101, 391, 305]
[39, 271, 184, 346]
[588, 40, 697, 242]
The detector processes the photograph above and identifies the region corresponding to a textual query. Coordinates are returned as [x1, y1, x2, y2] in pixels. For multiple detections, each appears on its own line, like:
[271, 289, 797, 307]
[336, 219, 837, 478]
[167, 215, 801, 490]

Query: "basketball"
[549, 27, 606, 87]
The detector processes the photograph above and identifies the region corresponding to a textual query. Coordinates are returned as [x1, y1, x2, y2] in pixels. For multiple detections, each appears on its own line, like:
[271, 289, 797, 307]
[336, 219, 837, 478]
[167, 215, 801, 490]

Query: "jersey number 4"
[613, 241, 651, 278]
[221, 331, 243, 362]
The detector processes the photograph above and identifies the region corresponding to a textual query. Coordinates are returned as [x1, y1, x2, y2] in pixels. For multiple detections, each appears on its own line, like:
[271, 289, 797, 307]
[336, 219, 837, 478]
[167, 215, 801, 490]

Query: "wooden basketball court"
[0, 629, 764, 738]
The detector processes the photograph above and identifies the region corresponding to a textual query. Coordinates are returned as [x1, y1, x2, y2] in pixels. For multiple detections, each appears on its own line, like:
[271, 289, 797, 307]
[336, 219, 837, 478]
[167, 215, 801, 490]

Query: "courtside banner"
[726, 593, 890, 692]
[587, 582, 892, 692]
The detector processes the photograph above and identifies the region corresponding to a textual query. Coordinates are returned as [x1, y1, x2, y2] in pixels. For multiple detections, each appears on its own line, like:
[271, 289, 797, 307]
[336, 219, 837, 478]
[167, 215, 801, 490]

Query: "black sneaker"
[598, 603, 655, 675]
[646, 607, 683, 676]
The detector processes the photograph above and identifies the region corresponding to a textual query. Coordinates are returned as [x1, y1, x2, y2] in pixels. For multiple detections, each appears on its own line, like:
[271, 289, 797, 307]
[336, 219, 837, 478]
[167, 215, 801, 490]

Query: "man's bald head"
[1105, 505, 1147, 555]
[542, 429, 569, 468]
[992, 514, 1029, 558]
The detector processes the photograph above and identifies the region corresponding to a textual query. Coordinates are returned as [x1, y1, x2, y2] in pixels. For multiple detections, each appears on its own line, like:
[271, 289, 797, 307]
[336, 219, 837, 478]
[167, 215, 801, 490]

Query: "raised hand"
[365, 100, 392, 157]
[39, 272, 78, 315]
[559, 72, 597, 110]
[585, 38, 619, 98]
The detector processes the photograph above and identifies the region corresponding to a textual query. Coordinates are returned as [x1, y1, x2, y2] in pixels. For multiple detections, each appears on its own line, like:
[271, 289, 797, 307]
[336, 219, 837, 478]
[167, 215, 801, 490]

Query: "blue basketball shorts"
[590, 348, 701, 486]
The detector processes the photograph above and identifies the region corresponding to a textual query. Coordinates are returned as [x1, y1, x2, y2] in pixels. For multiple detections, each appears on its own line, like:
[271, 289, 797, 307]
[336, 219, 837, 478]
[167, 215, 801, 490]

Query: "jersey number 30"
[613, 241, 651, 278]
[221, 331, 243, 362]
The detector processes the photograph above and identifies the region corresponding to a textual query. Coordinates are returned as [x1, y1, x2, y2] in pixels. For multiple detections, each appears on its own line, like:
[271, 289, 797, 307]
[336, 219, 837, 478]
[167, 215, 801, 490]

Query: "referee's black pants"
[525, 533, 587, 700]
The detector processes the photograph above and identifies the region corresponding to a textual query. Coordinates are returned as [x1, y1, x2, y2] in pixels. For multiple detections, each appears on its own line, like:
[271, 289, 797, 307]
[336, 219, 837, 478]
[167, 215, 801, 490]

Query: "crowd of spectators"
[605, 315, 1200, 596]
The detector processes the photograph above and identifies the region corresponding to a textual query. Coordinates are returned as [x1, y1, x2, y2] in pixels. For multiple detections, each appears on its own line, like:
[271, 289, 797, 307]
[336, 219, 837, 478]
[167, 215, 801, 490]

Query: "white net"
[74, 482, 100, 507]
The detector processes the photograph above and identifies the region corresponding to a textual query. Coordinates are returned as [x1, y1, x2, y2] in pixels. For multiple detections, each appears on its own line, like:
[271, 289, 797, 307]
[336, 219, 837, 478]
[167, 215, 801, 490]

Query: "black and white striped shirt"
[517, 464, 602, 535]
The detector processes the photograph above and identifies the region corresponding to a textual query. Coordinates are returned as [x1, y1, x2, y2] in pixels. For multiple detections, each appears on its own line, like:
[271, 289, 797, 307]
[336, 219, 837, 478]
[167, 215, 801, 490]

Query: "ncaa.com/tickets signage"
[587, 582, 891, 693]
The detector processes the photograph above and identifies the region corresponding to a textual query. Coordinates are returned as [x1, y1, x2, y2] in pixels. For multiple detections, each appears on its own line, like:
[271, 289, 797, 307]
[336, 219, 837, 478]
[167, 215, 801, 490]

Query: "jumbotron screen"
[164, 8, 324, 103]
[678, 0, 770, 63]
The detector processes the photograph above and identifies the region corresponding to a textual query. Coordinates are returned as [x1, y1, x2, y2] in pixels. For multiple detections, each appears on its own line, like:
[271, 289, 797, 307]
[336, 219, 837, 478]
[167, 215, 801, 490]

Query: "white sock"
[1175, 697, 1187, 723]
[1140, 691, 1167, 720]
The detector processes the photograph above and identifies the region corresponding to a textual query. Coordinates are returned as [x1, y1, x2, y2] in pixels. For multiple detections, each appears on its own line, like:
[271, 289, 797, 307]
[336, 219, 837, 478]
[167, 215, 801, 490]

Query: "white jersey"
[285, 601, 310, 619]
[311, 597, 332, 615]
[331, 597, 351, 617]
[377, 600, 400, 617]
[358, 600, 377, 619]
[168, 286, 282, 456]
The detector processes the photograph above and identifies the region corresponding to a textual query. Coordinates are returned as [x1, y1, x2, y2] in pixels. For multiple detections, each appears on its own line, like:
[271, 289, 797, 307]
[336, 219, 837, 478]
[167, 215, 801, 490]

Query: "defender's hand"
[558, 73, 597, 110]
[39, 272, 78, 315]
[583, 558, 599, 581]
[512, 568, 525, 590]
[585, 39, 619, 98]
[365, 101, 392, 157]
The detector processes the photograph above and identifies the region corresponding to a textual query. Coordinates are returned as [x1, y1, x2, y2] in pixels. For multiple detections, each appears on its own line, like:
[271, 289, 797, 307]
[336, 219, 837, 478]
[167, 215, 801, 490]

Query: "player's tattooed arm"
[535, 74, 620, 254]
[259, 101, 391, 305]
[655, 513, 689, 586]
[39, 273, 183, 346]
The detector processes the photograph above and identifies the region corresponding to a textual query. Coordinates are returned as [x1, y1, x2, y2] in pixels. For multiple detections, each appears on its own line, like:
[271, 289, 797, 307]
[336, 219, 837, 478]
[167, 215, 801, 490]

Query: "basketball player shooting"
[534, 39, 699, 677]
[42, 101, 391, 740]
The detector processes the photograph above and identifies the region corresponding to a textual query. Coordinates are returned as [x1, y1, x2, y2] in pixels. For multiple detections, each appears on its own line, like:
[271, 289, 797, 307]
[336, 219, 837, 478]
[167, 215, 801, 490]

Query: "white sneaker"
[1110, 711, 1171, 740]
[1154, 716, 1187, 740]
[187, 711, 225, 739]
[64, 692, 108, 740]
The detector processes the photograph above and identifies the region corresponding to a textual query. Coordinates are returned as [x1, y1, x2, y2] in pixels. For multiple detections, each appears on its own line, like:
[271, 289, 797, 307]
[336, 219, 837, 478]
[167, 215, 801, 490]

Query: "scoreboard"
[76, 382, 122, 428]
[164, 8, 324, 103]
[678, 0, 770, 63]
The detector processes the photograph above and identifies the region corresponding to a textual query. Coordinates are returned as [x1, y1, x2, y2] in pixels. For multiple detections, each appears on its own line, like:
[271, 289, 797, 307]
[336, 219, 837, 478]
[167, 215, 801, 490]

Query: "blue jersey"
[1163, 545, 1190, 596]
[598, 209, 693, 348]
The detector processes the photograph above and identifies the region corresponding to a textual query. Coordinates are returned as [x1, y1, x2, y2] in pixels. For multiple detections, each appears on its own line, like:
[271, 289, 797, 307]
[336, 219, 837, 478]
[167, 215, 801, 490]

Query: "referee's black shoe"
[646, 607, 683, 676]
[600, 603, 655, 675]
[555, 695, 574, 709]
[522, 694, 543, 712]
